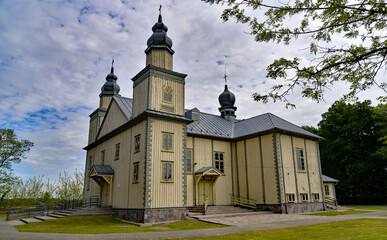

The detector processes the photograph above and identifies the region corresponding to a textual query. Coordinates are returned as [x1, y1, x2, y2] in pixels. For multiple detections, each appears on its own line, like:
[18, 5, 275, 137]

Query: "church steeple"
[218, 71, 237, 122]
[99, 59, 120, 109]
[145, 6, 174, 70]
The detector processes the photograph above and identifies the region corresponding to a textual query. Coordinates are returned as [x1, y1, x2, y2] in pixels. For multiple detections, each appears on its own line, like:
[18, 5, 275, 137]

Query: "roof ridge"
[114, 95, 133, 100]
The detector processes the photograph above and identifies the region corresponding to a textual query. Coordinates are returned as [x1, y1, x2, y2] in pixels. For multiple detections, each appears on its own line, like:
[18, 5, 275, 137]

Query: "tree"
[318, 101, 386, 204]
[0, 128, 33, 200]
[202, 0, 387, 108]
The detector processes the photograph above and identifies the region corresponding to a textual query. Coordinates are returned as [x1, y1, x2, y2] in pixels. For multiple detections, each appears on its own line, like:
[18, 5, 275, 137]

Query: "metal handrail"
[230, 194, 257, 210]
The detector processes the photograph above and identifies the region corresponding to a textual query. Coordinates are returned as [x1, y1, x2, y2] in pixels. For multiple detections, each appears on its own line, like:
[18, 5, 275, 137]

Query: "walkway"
[0, 210, 386, 240]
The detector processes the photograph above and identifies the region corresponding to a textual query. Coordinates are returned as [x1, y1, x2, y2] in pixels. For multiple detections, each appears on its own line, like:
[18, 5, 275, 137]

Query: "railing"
[6, 198, 91, 221]
[83, 196, 99, 208]
[325, 196, 338, 209]
[204, 196, 209, 215]
[231, 194, 257, 210]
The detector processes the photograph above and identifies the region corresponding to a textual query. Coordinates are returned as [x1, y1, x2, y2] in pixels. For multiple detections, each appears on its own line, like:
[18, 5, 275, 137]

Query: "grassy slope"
[15, 215, 227, 234]
[304, 210, 371, 216]
[180, 219, 387, 240]
[345, 205, 387, 211]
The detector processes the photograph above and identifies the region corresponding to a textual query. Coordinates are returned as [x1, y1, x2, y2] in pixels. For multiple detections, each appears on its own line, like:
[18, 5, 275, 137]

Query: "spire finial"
[224, 68, 228, 86]
[111, 56, 114, 73]
[159, 4, 162, 15]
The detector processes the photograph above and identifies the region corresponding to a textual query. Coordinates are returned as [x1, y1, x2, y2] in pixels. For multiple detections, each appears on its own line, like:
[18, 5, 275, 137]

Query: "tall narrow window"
[324, 185, 330, 196]
[134, 134, 141, 153]
[115, 143, 120, 160]
[186, 149, 193, 173]
[296, 148, 305, 171]
[161, 161, 173, 182]
[88, 156, 93, 170]
[133, 162, 139, 183]
[101, 150, 105, 165]
[214, 152, 224, 173]
[162, 132, 173, 151]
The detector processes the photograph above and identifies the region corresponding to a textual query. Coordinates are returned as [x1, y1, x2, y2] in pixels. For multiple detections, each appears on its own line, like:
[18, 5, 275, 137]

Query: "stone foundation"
[114, 208, 188, 223]
[256, 202, 325, 214]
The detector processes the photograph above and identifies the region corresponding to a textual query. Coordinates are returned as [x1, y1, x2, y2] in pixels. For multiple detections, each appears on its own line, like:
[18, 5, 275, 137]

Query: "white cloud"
[0, 0, 383, 180]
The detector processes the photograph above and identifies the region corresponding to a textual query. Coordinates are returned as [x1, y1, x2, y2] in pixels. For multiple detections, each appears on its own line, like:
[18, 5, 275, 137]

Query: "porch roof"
[195, 166, 222, 176]
[90, 165, 114, 176]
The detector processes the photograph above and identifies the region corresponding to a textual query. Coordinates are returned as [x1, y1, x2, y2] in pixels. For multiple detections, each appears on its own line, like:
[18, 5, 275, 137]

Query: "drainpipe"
[279, 131, 288, 214]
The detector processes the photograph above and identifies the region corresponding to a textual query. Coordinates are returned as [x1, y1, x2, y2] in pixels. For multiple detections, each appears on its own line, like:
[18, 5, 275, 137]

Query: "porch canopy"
[89, 165, 114, 185]
[195, 166, 222, 183]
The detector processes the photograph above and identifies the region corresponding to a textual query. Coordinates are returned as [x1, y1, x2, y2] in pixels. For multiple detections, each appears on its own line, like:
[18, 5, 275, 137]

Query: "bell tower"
[132, 7, 186, 118]
[218, 72, 237, 122]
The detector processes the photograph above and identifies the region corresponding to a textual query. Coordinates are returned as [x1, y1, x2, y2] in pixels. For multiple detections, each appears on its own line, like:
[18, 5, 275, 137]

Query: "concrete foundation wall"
[114, 208, 188, 223]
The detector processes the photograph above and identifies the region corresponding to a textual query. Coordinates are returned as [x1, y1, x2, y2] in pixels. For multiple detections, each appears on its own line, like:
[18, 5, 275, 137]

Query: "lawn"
[304, 210, 371, 216]
[345, 205, 387, 211]
[177, 219, 387, 240]
[15, 215, 227, 234]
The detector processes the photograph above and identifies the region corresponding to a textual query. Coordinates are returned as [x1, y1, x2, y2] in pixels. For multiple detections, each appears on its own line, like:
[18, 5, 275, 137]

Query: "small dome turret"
[218, 72, 237, 122]
[100, 60, 120, 96]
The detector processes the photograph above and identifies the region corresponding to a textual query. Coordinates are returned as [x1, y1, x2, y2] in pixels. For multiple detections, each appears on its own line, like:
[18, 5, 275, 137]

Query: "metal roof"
[185, 109, 321, 140]
[92, 165, 114, 175]
[195, 166, 222, 175]
[322, 174, 339, 183]
[113, 95, 133, 120]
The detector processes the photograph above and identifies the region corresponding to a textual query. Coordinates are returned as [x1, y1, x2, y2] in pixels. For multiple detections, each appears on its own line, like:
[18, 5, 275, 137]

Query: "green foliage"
[318, 101, 386, 204]
[301, 125, 319, 135]
[0, 128, 33, 206]
[202, 0, 387, 107]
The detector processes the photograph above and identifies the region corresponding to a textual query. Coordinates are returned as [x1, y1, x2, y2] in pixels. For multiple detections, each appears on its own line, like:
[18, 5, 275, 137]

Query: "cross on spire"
[224, 68, 228, 85]
[159, 4, 162, 14]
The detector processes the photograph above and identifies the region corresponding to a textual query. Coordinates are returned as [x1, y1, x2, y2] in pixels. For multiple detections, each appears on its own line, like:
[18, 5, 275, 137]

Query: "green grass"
[15, 215, 227, 234]
[304, 210, 371, 216]
[345, 205, 387, 211]
[176, 219, 387, 240]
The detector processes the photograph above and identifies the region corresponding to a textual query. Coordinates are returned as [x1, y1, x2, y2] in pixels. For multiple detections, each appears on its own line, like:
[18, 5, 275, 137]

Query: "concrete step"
[20, 217, 43, 224]
[47, 213, 66, 218]
[34, 216, 57, 221]
[197, 211, 270, 220]
[7, 219, 26, 226]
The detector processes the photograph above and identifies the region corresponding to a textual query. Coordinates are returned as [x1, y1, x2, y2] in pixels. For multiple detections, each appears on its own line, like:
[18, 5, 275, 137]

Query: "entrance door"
[100, 181, 110, 207]
[198, 181, 213, 205]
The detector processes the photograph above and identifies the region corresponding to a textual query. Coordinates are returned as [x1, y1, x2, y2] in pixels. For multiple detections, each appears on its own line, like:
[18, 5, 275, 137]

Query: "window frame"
[300, 193, 309, 202]
[324, 184, 330, 196]
[101, 150, 105, 165]
[286, 194, 295, 203]
[133, 162, 139, 184]
[214, 151, 225, 173]
[296, 148, 306, 171]
[186, 149, 193, 173]
[312, 193, 320, 201]
[161, 161, 174, 182]
[162, 132, 173, 152]
[115, 143, 120, 160]
[134, 134, 141, 153]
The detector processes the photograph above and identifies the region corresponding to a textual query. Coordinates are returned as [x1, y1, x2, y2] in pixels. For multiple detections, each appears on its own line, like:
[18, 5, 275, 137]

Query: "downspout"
[279, 131, 288, 214]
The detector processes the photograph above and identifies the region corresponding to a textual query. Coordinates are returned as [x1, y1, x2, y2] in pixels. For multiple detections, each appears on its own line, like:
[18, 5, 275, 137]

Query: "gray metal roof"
[322, 174, 339, 183]
[195, 166, 222, 175]
[185, 109, 321, 140]
[113, 95, 133, 120]
[92, 165, 114, 175]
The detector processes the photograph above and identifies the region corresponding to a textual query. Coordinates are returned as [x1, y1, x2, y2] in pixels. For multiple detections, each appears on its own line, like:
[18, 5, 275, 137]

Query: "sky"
[0, 0, 384, 181]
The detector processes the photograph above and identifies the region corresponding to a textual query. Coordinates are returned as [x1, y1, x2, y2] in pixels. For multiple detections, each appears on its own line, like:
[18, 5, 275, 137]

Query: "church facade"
[83, 12, 327, 223]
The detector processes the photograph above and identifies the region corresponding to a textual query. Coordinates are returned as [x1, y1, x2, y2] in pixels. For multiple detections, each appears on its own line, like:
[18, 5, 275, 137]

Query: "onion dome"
[145, 6, 174, 54]
[100, 60, 120, 96]
[218, 84, 236, 108]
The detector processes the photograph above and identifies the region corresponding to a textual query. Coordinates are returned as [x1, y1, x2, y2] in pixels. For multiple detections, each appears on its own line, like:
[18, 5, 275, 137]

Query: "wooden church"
[83, 11, 332, 223]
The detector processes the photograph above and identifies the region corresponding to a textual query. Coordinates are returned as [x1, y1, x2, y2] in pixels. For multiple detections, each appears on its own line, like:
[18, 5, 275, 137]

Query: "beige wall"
[245, 137, 264, 203]
[261, 134, 279, 204]
[150, 119, 185, 208]
[213, 140, 233, 205]
[150, 76, 185, 116]
[146, 49, 173, 70]
[132, 77, 149, 118]
[98, 101, 128, 138]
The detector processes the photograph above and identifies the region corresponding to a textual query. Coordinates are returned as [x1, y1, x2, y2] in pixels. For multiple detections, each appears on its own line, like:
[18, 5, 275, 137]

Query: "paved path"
[0, 210, 386, 240]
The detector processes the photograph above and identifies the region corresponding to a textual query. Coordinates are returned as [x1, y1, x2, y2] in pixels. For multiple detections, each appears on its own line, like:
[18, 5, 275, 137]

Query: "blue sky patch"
[238, 84, 243, 88]
[216, 60, 224, 65]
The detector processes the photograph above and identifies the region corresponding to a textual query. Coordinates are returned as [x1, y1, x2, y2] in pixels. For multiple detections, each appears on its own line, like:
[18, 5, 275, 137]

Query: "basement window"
[287, 194, 295, 203]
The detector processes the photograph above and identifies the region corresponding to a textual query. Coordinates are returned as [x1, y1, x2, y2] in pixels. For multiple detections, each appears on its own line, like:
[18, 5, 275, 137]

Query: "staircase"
[188, 205, 268, 220]
[325, 196, 338, 210]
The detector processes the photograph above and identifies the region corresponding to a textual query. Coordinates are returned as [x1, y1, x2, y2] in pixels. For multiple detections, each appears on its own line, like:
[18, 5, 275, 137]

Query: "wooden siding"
[236, 141, 247, 198]
[150, 76, 185, 116]
[132, 77, 149, 117]
[292, 137, 310, 201]
[306, 139, 323, 201]
[213, 140, 233, 205]
[88, 115, 103, 144]
[146, 50, 173, 70]
[280, 135, 298, 201]
[186, 136, 194, 206]
[245, 137, 264, 203]
[98, 101, 128, 138]
[261, 134, 279, 204]
[150, 119, 184, 208]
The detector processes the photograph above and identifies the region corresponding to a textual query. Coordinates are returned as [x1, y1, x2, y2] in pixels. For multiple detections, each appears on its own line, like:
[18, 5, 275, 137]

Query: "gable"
[97, 100, 129, 139]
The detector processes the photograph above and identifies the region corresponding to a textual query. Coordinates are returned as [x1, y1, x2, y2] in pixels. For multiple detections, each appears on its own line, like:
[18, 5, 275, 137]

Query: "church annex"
[83, 12, 328, 223]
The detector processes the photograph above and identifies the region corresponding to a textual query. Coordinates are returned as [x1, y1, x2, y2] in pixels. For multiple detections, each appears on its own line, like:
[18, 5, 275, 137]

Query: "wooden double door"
[198, 181, 214, 205]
